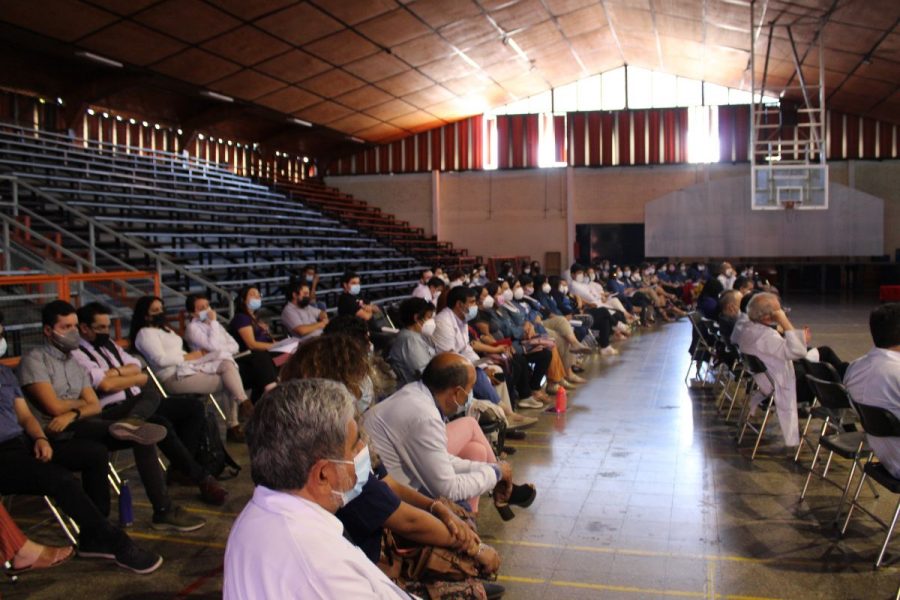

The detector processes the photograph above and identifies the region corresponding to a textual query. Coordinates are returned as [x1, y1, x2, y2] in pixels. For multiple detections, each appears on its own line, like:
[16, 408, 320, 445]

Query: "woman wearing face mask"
[184, 294, 277, 406]
[322, 316, 397, 412]
[388, 298, 437, 386]
[281, 337, 502, 598]
[228, 286, 274, 353]
[471, 265, 488, 287]
[130, 296, 253, 442]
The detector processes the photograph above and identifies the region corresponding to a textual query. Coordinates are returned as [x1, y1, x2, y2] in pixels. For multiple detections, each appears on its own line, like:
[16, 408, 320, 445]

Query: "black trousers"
[103, 387, 208, 484]
[794, 345, 849, 405]
[0, 435, 121, 545]
[68, 405, 170, 515]
[585, 308, 612, 347]
[236, 350, 278, 404]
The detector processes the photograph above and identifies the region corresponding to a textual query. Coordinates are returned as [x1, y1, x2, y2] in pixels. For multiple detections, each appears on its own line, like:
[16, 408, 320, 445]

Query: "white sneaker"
[600, 346, 619, 356]
[518, 397, 543, 409]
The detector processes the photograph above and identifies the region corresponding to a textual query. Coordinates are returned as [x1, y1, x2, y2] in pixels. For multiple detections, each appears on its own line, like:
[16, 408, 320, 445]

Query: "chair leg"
[750, 402, 773, 460]
[841, 469, 869, 536]
[794, 405, 819, 463]
[833, 449, 865, 526]
[208, 393, 227, 422]
[875, 497, 900, 569]
[44, 496, 79, 546]
[800, 439, 825, 501]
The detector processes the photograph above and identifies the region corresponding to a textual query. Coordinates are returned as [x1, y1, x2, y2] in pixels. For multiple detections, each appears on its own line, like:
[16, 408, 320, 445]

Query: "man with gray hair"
[717, 289, 742, 344]
[223, 379, 410, 599]
[731, 292, 808, 447]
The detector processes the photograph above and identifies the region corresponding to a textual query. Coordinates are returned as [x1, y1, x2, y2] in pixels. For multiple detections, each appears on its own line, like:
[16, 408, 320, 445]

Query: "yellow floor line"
[706, 560, 716, 600]
[497, 574, 784, 600]
[129, 531, 226, 549]
[133, 501, 241, 518]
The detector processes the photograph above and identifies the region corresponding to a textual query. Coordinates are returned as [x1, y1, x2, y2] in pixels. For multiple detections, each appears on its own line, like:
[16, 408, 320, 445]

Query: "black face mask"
[150, 313, 167, 328]
[92, 333, 110, 348]
[298, 298, 311, 308]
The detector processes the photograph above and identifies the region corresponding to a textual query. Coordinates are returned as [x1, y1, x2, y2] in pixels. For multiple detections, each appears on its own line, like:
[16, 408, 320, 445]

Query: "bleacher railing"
[0, 175, 234, 317]
[0, 270, 159, 366]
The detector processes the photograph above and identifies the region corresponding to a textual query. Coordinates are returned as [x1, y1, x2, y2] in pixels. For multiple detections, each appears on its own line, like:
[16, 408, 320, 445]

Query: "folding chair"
[794, 359, 843, 464]
[685, 311, 715, 386]
[1, 495, 80, 547]
[144, 361, 227, 423]
[798, 376, 874, 525]
[840, 401, 900, 568]
[737, 353, 776, 460]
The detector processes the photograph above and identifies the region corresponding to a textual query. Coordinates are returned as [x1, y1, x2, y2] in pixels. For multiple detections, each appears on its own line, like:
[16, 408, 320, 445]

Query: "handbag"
[380, 531, 481, 583]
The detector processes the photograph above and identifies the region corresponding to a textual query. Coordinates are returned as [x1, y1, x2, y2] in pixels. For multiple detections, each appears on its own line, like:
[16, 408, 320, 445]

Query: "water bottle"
[119, 480, 134, 528]
[554, 386, 567, 414]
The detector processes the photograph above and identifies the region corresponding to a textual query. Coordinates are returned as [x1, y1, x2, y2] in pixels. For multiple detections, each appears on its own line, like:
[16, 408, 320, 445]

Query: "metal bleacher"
[0, 122, 425, 315]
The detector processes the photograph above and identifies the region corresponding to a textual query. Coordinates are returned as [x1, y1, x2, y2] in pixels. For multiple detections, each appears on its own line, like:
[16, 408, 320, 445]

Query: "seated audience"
[567, 264, 618, 355]
[20, 301, 203, 532]
[131, 295, 252, 443]
[74, 302, 227, 506]
[224, 379, 411, 599]
[337, 270, 381, 321]
[364, 353, 536, 519]
[228, 286, 275, 352]
[299, 263, 324, 309]
[388, 297, 437, 386]
[188, 293, 277, 405]
[323, 316, 396, 411]
[717, 261, 737, 290]
[411, 268, 434, 300]
[717, 289, 742, 344]
[280, 280, 329, 342]
[844, 304, 900, 477]
[1, 503, 73, 574]
[279, 336, 502, 597]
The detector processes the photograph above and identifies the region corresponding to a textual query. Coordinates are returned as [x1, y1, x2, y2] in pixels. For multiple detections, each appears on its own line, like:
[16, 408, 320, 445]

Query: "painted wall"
[327, 159, 900, 262]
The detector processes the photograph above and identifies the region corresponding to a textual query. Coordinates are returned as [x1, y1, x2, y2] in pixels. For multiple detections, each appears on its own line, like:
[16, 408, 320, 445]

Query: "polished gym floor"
[4, 294, 897, 599]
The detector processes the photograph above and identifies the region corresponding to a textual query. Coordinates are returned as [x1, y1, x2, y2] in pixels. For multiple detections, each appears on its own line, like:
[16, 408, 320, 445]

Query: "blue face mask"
[248, 298, 262, 311]
[466, 305, 478, 321]
[330, 446, 370, 507]
[457, 390, 474, 416]
[350, 284, 361, 295]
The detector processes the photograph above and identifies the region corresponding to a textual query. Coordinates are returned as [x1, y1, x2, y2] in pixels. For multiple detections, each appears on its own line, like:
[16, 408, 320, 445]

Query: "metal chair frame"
[793, 359, 842, 464]
[737, 353, 777, 460]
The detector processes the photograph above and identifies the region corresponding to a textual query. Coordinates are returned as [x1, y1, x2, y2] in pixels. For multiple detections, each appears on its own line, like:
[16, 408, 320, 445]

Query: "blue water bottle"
[119, 480, 134, 528]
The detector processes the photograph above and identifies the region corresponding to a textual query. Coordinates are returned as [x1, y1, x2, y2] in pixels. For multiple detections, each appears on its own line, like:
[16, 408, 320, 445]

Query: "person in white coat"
[224, 379, 412, 600]
[731, 292, 808, 447]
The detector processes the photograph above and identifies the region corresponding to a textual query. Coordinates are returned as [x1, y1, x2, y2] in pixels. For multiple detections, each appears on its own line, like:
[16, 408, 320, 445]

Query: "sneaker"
[114, 539, 163, 574]
[518, 397, 543, 409]
[507, 413, 538, 430]
[109, 418, 167, 445]
[151, 505, 206, 532]
[198, 476, 228, 506]
[78, 537, 117, 561]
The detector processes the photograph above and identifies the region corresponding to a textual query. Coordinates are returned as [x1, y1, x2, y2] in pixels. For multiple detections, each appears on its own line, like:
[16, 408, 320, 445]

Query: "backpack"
[197, 407, 241, 480]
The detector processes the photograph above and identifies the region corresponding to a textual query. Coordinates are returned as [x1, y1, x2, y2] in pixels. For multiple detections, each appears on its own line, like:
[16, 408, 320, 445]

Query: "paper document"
[269, 337, 300, 354]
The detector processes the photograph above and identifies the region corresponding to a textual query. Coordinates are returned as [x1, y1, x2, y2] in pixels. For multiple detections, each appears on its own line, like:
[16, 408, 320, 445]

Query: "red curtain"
[524, 114, 539, 168]
[443, 123, 456, 171]
[845, 114, 860, 159]
[677, 108, 689, 163]
[648, 110, 660, 164]
[569, 112, 585, 166]
[633, 111, 646, 165]
[862, 117, 877, 158]
[496, 116, 510, 169]
[553, 115, 566, 163]
[431, 128, 443, 170]
[617, 112, 630, 166]
[457, 120, 469, 171]
[829, 111, 844, 159]
[509, 115, 524, 168]
[586, 112, 601, 166]
[470, 115, 483, 169]
[601, 113, 615, 166]
[733, 105, 750, 162]
[879, 122, 895, 159]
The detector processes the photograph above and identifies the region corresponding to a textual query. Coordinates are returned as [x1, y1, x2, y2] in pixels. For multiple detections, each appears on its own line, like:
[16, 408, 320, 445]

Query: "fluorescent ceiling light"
[200, 90, 234, 103]
[290, 118, 313, 127]
[506, 37, 529, 62]
[455, 49, 481, 70]
[76, 51, 123, 68]
[349, 136, 365, 144]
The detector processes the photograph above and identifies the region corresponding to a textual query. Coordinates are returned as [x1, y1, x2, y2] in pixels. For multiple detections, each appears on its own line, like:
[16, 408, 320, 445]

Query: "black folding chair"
[737, 353, 776, 460]
[685, 311, 715, 386]
[840, 400, 900, 568]
[794, 359, 843, 464]
[798, 376, 874, 525]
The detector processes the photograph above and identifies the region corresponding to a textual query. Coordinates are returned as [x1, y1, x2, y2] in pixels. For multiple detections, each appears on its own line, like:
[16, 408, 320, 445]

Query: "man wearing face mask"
[281, 280, 329, 342]
[224, 379, 411, 599]
[717, 261, 737, 291]
[74, 302, 228, 506]
[411, 268, 435, 301]
[19, 301, 205, 532]
[338, 270, 382, 321]
[472, 265, 489, 287]
[364, 353, 535, 519]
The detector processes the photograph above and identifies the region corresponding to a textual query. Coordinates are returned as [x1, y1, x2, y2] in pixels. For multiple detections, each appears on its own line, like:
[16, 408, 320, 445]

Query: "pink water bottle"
[555, 386, 567, 413]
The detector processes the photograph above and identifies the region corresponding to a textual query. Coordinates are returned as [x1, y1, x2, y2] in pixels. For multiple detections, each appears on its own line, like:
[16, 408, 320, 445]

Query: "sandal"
[507, 483, 537, 508]
[9, 544, 74, 575]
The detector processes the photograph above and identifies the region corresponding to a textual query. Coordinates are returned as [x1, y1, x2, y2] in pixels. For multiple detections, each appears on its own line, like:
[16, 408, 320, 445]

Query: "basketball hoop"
[784, 200, 796, 211]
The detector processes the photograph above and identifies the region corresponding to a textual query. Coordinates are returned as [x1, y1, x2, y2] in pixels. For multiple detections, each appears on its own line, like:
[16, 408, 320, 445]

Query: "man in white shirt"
[411, 268, 434, 300]
[731, 292, 808, 447]
[74, 302, 229, 506]
[717, 261, 737, 291]
[844, 304, 900, 478]
[364, 353, 530, 516]
[281, 280, 328, 342]
[224, 379, 411, 600]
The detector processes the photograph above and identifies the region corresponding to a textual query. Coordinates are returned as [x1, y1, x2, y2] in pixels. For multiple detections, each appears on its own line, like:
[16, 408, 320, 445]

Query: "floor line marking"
[707, 560, 716, 600]
[133, 501, 241, 518]
[129, 531, 226, 549]
[497, 575, 784, 600]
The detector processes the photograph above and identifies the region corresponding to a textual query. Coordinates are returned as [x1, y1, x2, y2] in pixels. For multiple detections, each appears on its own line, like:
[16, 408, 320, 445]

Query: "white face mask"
[560, 285, 569, 295]
[624, 270, 631, 277]
[421, 318, 436, 336]
[482, 296, 495, 309]
[501, 289, 514, 303]
[541, 283, 551, 294]
[513, 288, 524, 300]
